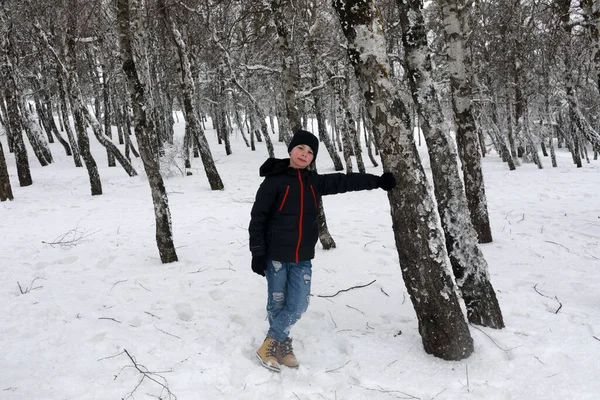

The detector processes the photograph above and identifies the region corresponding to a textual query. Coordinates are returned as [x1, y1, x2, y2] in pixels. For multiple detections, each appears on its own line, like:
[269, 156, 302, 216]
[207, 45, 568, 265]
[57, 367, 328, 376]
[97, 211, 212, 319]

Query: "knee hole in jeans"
[303, 274, 311, 284]
[272, 292, 284, 302]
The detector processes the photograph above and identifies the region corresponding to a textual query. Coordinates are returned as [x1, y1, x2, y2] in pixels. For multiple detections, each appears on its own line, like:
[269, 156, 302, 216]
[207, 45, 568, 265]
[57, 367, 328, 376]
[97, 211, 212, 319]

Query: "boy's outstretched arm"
[318, 172, 395, 196]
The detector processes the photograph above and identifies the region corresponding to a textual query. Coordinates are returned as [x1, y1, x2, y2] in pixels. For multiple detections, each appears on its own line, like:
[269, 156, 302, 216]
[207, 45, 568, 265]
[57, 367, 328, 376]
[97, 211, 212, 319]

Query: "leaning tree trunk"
[0, 141, 14, 201]
[398, 0, 503, 328]
[117, 0, 178, 263]
[161, 2, 224, 190]
[333, 0, 473, 360]
[56, 72, 82, 167]
[35, 20, 102, 194]
[441, 0, 493, 244]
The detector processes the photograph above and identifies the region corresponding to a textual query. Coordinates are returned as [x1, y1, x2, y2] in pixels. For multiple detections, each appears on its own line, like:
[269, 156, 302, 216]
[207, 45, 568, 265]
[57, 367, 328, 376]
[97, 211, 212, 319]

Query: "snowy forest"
[1, 0, 600, 398]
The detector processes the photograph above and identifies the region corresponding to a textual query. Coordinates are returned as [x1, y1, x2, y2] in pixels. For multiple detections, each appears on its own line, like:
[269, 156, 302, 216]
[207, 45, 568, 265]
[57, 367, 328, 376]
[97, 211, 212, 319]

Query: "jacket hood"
[259, 158, 292, 177]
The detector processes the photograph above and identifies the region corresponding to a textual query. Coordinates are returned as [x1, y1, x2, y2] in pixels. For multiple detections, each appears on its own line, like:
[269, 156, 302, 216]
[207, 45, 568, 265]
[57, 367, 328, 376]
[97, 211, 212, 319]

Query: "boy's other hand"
[251, 255, 267, 276]
[378, 172, 396, 191]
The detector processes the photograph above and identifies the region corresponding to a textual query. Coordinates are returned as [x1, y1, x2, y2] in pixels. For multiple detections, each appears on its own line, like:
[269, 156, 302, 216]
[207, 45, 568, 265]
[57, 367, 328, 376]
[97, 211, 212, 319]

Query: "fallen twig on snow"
[544, 240, 571, 253]
[115, 349, 177, 400]
[17, 277, 44, 295]
[533, 283, 563, 314]
[326, 360, 350, 373]
[317, 279, 376, 298]
[98, 317, 122, 324]
[41, 226, 99, 248]
[469, 324, 522, 352]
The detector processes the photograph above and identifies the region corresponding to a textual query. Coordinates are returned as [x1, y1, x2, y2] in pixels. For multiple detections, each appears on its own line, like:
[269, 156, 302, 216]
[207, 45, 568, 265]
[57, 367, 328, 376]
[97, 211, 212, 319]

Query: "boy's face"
[289, 144, 314, 169]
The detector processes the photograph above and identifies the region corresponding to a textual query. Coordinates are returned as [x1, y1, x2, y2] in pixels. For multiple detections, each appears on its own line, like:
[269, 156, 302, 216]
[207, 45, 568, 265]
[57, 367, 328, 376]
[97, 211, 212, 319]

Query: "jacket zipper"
[310, 185, 317, 210]
[279, 185, 290, 211]
[295, 170, 304, 262]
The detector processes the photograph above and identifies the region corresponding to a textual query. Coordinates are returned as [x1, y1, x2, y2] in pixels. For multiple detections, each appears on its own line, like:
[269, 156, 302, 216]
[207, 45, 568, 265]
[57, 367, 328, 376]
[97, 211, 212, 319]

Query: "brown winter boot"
[256, 337, 281, 372]
[278, 337, 299, 368]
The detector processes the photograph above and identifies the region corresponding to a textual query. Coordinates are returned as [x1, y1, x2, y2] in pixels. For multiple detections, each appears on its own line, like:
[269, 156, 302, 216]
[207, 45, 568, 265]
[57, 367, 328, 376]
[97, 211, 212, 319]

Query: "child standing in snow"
[248, 129, 396, 372]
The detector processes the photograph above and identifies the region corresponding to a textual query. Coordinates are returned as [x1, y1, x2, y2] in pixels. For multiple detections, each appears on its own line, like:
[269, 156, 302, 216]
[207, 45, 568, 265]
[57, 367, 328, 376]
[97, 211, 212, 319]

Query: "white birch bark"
[333, 0, 473, 360]
[117, 0, 178, 263]
[440, 0, 493, 243]
[398, 0, 503, 328]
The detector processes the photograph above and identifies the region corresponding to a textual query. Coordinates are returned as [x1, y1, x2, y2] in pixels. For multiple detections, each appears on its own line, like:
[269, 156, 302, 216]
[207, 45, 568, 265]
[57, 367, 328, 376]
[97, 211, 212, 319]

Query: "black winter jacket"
[249, 158, 381, 263]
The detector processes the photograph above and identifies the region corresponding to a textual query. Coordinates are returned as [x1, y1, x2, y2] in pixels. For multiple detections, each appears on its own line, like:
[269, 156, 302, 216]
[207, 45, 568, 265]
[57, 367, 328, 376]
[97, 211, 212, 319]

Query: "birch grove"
[1, 0, 599, 354]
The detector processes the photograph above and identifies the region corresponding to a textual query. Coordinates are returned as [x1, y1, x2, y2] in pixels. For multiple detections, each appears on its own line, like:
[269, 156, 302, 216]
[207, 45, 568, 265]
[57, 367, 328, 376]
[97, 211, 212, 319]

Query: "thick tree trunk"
[0, 97, 13, 153]
[22, 109, 53, 166]
[161, 0, 224, 190]
[398, 0, 503, 328]
[0, 141, 13, 201]
[441, 0, 493, 244]
[117, 0, 178, 263]
[333, 0, 473, 360]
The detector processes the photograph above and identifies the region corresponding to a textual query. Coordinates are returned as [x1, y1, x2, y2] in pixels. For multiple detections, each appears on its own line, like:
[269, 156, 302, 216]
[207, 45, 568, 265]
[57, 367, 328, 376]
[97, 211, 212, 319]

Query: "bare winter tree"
[0, 4, 32, 187]
[397, 0, 503, 328]
[332, 0, 474, 360]
[439, 0, 493, 243]
[117, 0, 178, 263]
[160, 0, 224, 190]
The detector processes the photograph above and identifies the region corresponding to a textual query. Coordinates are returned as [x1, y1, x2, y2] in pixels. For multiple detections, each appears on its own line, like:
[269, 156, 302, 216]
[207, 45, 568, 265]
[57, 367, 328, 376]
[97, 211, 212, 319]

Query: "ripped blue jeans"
[265, 259, 312, 343]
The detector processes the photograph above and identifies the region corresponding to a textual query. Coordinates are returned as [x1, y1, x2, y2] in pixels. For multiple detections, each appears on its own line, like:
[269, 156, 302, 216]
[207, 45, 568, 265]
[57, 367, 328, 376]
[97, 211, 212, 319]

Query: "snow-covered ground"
[1, 117, 599, 400]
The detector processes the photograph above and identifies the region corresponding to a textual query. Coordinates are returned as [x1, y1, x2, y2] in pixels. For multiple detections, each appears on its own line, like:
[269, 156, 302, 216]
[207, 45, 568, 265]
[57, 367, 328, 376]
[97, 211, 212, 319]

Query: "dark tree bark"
[56, 72, 82, 167]
[0, 141, 14, 201]
[270, 0, 301, 134]
[161, 1, 224, 189]
[0, 16, 32, 187]
[333, 0, 473, 360]
[117, 0, 178, 263]
[398, 0, 503, 328]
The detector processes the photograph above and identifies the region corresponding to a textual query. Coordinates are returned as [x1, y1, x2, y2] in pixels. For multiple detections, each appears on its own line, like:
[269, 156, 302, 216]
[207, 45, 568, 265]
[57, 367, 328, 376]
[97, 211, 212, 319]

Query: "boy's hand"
[251, 255, 267, 276]
[378, 172, 396, 191]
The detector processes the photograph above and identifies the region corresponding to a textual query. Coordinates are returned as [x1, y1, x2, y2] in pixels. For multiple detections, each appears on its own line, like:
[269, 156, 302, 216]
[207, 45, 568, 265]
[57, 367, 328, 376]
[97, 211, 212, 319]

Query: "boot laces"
[281, 338, 294, 357]
[266, 339, 278, 358]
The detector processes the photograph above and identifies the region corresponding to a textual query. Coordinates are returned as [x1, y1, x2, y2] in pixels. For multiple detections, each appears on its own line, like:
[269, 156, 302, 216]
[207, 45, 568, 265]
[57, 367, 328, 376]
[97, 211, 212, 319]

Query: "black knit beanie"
[287, 129, 319, 160]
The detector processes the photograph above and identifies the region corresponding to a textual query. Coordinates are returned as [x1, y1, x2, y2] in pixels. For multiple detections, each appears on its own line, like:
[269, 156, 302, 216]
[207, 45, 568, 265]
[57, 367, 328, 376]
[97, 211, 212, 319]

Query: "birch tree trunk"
[117, 0, 178, 263]
[398, 0, 503, 328]
[0, 141, 13, 201]
[581, 0, 600, 91]
[557, 0, 600, 153]
[160, 0, 224, 190]
[305, 15, 344, 171]
[57, 72, 82, 167]
[58, 23, 102, 195]
[0, 17, 32, 187]
[270, 0, 301, 134]
[333, 0, 473, 360]
[440, 0, 493, 244]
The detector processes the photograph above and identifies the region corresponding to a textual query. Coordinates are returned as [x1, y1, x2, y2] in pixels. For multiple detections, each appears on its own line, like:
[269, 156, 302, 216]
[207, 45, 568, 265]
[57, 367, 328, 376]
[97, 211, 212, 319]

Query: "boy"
[248, 129, 396, 372]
